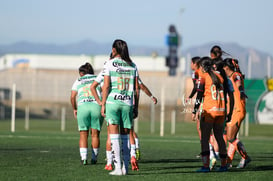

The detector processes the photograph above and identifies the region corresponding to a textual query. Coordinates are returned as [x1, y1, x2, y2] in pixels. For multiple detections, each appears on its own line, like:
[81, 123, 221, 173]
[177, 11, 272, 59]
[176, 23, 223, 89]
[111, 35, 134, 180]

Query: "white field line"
[0, 134, 200, 144]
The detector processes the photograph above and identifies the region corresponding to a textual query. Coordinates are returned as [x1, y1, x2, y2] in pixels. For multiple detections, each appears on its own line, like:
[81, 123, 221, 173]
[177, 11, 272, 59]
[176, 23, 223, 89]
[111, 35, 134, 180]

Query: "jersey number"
[117, 77, 130, 91]
[83, 86, 93, 97]
[210, 85, 224, 100]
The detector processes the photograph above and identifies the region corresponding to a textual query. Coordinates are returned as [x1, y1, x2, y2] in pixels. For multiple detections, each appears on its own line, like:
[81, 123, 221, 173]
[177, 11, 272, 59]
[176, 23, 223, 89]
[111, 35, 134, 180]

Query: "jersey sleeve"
[71, 79, 79, 91]
[102, 61, 111, 76]
[95, 71, 104, 83]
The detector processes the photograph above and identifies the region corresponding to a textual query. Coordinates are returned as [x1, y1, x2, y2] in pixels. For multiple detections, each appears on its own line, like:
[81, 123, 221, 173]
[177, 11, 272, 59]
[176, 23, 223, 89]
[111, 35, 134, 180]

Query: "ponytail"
[200, 57, 221, 90]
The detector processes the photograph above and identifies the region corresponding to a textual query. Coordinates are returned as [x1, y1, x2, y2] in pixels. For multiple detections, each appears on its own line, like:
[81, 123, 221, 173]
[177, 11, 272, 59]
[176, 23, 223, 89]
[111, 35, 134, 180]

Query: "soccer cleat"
[209, 158, 217, 170]
[136, 149, 141, 161]
[131, 156, 139, 171]
[91, 159, 97, 164]
[196, 166, 210, 173]
[104, 164, 113, 171]
[218, 166, 228, 172]
[80, 159, 88, 165]
[236, 157, 251, 168]
[109, 168, 123, 176]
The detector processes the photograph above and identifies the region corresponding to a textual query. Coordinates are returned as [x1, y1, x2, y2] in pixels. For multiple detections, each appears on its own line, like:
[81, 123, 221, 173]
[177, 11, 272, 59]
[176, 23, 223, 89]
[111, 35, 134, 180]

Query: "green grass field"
[1, 119, 273, 180]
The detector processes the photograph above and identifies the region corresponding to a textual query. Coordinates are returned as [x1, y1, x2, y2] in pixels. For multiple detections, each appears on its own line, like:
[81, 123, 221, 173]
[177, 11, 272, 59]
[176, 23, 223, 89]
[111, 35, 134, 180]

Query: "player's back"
[202, 72, 225, 117]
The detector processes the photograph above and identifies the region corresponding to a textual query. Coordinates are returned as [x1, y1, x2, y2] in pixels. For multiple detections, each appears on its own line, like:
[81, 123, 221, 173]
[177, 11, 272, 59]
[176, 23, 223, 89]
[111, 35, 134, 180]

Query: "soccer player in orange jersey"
[223, 58, 251, 168]
[192, 57, 227, 172]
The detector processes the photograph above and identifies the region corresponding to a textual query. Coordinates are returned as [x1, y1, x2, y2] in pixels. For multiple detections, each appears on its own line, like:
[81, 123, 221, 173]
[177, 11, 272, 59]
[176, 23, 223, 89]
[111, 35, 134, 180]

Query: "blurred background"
[0, 0, 273, 132]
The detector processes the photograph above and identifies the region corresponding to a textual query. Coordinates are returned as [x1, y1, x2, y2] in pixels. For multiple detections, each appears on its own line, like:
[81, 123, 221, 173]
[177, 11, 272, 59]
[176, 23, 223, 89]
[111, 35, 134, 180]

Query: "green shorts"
[77, 103, 104, 131]
[105, 103, 133, 129]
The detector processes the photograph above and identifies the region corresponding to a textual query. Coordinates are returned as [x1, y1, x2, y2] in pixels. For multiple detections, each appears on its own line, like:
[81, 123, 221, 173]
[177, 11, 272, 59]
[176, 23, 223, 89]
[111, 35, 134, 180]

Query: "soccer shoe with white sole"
[131, 156, 139, 171]
[209, 158, 217, 170]
[109, 168, 123, 176]
[104, 164, 113, 171]
[236, 157, 251, 168]
[196, 166, 210, 173]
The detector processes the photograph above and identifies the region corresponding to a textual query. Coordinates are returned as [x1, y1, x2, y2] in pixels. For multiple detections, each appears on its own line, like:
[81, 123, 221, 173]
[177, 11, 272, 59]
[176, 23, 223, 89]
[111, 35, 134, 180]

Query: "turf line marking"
[0, 134, 200, 144]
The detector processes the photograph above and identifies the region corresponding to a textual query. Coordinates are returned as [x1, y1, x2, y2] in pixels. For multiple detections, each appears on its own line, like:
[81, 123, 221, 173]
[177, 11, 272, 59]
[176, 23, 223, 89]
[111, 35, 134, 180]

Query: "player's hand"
[73, 109, 77, 119]
[152, 96, 158, 104]
[101, 105, 106, 117]
[226, 113, 232, 122]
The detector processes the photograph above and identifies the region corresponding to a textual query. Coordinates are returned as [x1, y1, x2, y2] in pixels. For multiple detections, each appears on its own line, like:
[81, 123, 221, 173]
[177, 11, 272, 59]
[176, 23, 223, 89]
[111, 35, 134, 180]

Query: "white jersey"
[71, 74, 102, 107]
[102, 57, 139, 106]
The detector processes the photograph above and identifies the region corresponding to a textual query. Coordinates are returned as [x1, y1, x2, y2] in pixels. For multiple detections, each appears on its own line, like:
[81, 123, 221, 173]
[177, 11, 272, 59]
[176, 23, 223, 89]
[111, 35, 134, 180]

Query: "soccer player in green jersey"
[70, 63, 104, 165]
[91, 39, 139, 176]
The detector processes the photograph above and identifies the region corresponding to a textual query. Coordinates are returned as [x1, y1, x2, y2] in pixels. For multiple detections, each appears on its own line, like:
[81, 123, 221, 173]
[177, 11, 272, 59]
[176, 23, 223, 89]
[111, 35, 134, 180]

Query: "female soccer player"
[223, 58, 251, 168]
[70, 63, 104, 165]
[188, 56, 202, 141]
[209, 45, 231, 170]
[192, 57, 227, 172]
[91, 39, 139, 176]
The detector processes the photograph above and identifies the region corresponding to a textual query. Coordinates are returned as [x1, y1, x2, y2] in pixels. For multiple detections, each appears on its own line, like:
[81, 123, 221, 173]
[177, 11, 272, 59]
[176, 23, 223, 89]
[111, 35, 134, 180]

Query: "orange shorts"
[227, 110, 245, 127]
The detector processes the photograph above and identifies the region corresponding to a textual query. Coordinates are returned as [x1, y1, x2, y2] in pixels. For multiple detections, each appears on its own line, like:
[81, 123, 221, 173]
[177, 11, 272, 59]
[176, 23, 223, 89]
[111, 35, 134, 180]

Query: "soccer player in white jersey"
[91, 39, 139, 176]
[70, 63, 104, 165]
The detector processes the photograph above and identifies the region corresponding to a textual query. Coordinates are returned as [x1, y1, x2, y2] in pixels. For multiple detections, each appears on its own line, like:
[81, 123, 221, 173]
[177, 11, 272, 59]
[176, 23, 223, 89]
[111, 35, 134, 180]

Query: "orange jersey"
[198, 71, 226, 117]
[229, 72, 246, 113]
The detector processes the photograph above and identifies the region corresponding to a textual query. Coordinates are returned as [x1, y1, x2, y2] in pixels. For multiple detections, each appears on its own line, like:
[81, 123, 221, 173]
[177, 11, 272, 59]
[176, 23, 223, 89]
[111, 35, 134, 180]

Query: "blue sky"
[1, 0, 273, 55]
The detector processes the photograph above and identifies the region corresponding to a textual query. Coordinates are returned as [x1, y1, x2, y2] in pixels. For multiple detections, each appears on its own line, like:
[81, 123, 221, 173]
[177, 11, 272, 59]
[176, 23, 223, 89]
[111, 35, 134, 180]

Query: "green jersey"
[71, 74, 102, 107]
[102, 57, 138, 106]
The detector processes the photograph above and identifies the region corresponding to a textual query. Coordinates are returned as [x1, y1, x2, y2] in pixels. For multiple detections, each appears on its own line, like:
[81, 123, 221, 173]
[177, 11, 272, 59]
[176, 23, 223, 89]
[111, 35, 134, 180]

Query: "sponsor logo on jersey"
[113, 62, 130, 67]
[116, 68, 131, 74]
[114, 94, 131, 100]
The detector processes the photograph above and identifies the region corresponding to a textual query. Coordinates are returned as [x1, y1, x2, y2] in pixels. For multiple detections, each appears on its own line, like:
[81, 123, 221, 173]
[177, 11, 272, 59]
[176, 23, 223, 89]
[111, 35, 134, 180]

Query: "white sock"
[110, 134, 121, 169]
[121, 134, 130, 173]
[209, 143, 215, 159]
[80, 148, 88, 160]
[106, 150, 113, 165]
[135, 138, 140, 149]
[215, 152, 219, 159]
[131, 144, 136, 158]
[92, 148, 99, 161]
